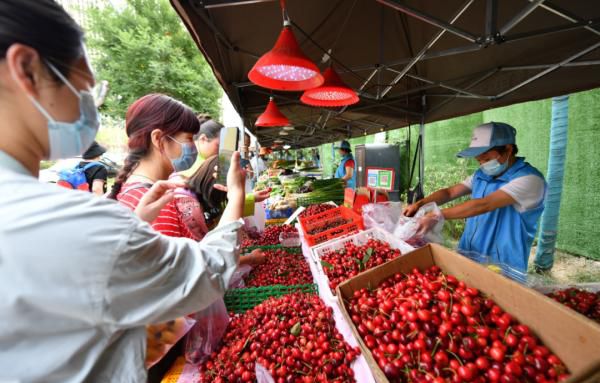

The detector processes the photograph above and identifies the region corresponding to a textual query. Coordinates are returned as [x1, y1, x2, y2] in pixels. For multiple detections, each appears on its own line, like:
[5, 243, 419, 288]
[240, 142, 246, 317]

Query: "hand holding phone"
[217, 126, 240, 185]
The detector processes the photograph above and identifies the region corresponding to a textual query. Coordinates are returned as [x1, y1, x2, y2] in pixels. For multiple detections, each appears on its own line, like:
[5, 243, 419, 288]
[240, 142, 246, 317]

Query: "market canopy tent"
[171, 0, 600, 148]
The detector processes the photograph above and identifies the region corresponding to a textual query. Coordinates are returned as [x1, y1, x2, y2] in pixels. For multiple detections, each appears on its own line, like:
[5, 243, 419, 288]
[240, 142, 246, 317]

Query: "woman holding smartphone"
[0, 2, 246, 382]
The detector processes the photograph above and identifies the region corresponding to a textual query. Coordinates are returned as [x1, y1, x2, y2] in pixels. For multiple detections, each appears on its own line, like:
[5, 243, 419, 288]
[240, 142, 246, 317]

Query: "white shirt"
[250, 156, 267, 176]
[0, 151, 241, 383]
[462, 174, 545, 213]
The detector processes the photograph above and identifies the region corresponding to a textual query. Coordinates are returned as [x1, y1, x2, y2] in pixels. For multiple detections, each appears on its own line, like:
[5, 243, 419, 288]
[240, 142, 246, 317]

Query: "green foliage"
[87, 0, 221, 119]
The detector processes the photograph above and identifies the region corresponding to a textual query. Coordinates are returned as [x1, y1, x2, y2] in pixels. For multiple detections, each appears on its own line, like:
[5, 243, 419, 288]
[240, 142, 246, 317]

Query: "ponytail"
[108, 149, 145, 199]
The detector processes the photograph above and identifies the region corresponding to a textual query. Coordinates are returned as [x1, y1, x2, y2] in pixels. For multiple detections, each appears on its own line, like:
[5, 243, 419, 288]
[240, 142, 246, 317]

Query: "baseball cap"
[335, 140, 351, 151]
[457, 122, 516, 158]
[82, 141, 107, 160]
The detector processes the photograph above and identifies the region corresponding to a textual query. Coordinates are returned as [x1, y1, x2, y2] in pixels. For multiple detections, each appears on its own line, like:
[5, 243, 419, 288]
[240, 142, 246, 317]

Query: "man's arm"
[441, 189, 515, 220]
[342, 166, 354, 181]
[91, 180, 105, 196]
[404, 183, 471, 216]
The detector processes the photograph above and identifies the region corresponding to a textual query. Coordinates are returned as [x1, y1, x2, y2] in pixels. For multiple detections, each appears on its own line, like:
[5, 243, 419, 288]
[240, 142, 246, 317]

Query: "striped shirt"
[117, 182, 197, 240]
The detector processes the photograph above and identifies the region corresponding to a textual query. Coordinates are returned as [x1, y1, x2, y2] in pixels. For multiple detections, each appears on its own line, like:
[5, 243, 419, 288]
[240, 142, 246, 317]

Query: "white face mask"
[28, 62, 100, 160]
[480, 158, 509, 176]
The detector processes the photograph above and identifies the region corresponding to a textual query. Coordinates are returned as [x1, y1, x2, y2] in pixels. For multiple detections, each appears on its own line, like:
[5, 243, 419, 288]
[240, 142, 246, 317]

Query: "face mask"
[28, 62, 100, 160]
[480, 158, 509, 176]
[168, 136, 198, 172]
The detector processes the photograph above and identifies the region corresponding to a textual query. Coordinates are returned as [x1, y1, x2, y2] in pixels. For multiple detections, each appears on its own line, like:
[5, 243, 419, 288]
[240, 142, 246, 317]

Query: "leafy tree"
[87, 0, 221, 119]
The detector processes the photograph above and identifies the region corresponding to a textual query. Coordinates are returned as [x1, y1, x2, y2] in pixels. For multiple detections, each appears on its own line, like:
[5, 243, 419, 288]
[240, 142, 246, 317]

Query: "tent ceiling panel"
[172, 0, 600, 147]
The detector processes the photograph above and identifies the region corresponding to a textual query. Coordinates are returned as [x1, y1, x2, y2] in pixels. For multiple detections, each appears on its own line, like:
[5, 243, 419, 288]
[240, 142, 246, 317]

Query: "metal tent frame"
[171, 0, 600, 187]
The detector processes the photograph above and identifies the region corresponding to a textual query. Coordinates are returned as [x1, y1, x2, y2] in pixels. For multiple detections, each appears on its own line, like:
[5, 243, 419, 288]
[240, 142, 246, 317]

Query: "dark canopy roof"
[171, 0, 600, 148]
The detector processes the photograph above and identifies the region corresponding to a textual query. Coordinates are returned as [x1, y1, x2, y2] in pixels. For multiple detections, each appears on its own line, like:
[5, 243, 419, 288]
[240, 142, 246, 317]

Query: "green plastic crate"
[224, 284, 318, 313]
[297, 196, 344, 207]
[242, 245, 302, 254]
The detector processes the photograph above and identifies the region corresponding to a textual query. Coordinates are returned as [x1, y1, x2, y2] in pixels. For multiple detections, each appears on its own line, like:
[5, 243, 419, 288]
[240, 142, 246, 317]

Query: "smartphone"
[217, 126, 240, 185]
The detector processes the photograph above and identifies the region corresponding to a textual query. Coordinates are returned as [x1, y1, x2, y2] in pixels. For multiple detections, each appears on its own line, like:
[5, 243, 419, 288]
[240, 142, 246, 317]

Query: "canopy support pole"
[534, 95, 569, 271]
[419, 96, 426, 188]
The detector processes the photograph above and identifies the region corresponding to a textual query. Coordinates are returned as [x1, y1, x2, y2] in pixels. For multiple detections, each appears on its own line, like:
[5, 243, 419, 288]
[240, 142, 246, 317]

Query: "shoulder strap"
[81, 161, 105, 172]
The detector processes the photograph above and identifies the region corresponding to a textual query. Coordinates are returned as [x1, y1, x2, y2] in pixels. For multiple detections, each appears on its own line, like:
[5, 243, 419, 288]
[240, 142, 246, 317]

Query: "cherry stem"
[446, 350, 464, 366]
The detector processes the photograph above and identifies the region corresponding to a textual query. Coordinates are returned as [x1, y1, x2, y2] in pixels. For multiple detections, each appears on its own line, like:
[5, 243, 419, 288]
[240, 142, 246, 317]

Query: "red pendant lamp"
[256, 97, 290, 127]
[248, 19, 324, 91]
[301, 66, 359, 107]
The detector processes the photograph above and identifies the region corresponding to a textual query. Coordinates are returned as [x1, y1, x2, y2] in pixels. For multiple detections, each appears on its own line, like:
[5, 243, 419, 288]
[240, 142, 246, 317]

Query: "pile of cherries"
[321, 239, 402, 292]
[347, 266, 570, 383]
[546, 287, 600, 324]
[299, 204, 336, 219]
[307, 218, 352, 235]
[242, 225, 297, 247]
[200, 293, 359, 383]
[244, 249, 313, 287]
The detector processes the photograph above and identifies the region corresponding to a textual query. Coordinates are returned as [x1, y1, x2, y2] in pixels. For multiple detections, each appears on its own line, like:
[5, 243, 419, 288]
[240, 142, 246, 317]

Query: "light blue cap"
[457, 122, 517, 158]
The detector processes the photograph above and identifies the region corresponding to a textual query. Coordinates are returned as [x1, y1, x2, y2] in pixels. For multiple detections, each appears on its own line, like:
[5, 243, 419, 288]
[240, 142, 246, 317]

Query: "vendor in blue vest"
[335, 140, 356, 189]
[404, 122, 546, 273]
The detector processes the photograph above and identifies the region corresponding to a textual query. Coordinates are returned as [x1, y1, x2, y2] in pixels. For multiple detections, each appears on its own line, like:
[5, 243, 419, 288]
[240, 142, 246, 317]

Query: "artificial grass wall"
[316, 88, 600, 260]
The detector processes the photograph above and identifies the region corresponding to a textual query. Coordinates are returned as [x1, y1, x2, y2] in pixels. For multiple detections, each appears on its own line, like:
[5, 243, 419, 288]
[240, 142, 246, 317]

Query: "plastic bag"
[184, 298, 230, 365]
[457, 249, 530, 284]
[146, 316, 196, 368]
[362, 202, 403, 233]
[255, 363, 276, 383]
[393, 202, 444, 246]
[228, 264, 253, 289]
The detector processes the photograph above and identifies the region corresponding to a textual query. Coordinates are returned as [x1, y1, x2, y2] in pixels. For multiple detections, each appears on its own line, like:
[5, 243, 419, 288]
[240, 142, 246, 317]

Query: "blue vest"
[458, 157, 546, 272]
[335, 154, 356, 189]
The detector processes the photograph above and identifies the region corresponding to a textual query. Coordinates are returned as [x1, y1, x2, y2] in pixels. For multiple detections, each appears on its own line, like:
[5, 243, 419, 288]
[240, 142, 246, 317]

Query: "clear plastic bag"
[228, 264, 253, 289]
[362, 202, 403, 233]
[146, 316, 196, 368]
[393, 202, 444, 246]
[255, 362, 275, 383]
[184, 298, 230, 365]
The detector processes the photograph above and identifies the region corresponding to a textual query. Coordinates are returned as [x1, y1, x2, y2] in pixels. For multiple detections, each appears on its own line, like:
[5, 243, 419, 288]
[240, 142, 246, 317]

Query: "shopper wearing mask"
[0, 1, 245, 382]
[404, 122, 546, 273]
[109, 93, 204, 238]
[179, 118, 269, 204]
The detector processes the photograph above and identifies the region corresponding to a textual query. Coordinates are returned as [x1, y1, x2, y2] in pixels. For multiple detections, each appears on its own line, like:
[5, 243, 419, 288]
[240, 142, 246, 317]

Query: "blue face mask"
[28, 62, 100, 160]
[480, 158, 509, 176]
[168, 136, 198, 172]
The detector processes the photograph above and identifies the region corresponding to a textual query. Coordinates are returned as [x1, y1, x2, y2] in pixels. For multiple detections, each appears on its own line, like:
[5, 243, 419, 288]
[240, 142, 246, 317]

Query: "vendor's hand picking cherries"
[347, 266, 570, 382]
[200, 293, 359, 383]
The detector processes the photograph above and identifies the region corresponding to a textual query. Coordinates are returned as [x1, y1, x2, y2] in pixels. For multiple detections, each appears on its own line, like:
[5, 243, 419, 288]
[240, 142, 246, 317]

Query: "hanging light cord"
[280, 0, 290, 25]
[330, 0, 359, 58]
[290, 19, 366, 84]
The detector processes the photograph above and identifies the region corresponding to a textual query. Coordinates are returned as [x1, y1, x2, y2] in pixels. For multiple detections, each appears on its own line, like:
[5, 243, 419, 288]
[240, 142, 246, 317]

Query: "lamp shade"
[255, 97, 290, 127]
[248, 25, 324, 91]
[300, 67, 359, 107]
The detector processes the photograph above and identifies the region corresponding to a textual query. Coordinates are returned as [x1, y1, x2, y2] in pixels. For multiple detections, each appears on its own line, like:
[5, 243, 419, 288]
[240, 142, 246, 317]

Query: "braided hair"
[108, 93, 199, 199]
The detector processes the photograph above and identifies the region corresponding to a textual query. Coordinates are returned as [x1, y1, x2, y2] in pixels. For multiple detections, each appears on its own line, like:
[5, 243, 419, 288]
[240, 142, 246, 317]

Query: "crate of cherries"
[299, 206, 364, 247]
[242, 225, 297, 247]
[201, 293, 360, 383]
[344, 266, 572, 383]
[534, 283, 600, 324]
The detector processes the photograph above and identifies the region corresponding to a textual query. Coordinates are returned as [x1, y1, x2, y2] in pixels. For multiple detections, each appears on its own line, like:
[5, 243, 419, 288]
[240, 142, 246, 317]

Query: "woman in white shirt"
[0, 1, 245, 382]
